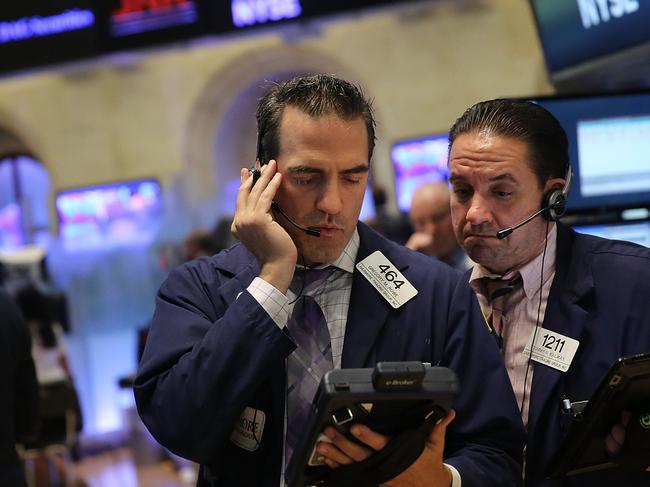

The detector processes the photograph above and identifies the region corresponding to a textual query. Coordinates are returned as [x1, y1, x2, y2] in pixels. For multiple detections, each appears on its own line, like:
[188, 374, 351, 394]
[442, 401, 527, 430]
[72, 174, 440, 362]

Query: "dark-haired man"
[135, 75, 525, 487]
[448, 98, 650, 486]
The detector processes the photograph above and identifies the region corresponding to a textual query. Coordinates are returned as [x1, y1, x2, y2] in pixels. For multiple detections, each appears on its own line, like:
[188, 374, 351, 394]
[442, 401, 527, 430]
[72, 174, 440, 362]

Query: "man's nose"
[316, 180, 343, 215]
[466, 196, 492, 226]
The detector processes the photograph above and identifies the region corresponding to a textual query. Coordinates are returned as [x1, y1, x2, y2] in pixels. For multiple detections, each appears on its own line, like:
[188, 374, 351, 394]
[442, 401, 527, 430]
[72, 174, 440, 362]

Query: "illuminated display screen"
[109, 0, 198, 37]
[55, 179, 162, 245]
[204, 0, 412, 34]
[391, 134, 449, 211]
[532, 91, 650, 211]
[231, 0, 302, 28]
[0, 0, 410, 75]
[0, 1, 98, 73]
[573, 220, 650, 248]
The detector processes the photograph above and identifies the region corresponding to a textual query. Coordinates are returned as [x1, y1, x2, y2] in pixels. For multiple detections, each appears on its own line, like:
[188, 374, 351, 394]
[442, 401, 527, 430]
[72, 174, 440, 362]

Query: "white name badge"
[356, 251, 418, 309]
[523, 327, 580, 372]
[230, 407, 266, 452]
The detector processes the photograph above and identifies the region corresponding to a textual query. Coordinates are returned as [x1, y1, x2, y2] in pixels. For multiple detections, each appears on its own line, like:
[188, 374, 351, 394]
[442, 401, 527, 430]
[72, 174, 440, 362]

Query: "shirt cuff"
[246, 277, 290, 329]
[445, 463, 461, 487]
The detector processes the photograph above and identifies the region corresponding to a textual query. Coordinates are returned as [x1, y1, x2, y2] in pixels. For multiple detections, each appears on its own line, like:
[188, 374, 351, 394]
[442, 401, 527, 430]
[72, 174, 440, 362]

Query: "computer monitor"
[572, 220, 650, 248]
[531, 91, 650, 212]
[55, 178, 162, 246]
[391, 133, 449, 212]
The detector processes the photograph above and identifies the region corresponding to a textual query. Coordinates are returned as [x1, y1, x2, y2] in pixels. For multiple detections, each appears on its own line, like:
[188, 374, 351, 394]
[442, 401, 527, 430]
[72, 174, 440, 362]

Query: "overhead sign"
[231, 0, 302, 28]
[0, 1, 97, 73]
[109, 0, 199, 37]
[530, 0, 650, 72]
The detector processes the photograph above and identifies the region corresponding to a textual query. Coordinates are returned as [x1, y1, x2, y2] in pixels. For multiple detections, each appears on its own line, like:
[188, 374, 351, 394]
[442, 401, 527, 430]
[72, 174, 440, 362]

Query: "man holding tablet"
[135, 75, 525, 487]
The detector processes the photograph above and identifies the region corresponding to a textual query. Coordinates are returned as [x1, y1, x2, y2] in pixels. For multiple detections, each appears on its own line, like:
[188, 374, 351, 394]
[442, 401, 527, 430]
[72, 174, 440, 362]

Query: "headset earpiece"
[541, 164, 572, 222]
[542, 188, 567, 221]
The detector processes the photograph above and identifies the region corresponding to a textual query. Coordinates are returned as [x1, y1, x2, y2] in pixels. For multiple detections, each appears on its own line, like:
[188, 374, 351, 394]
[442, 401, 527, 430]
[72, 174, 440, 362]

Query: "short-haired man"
[406, 182, 472, 270]
[448, 98, 650, 486]
[135, 75, 525, 487]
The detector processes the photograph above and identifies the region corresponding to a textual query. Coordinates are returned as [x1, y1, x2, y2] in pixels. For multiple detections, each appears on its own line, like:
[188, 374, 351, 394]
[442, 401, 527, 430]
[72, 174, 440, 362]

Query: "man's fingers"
[349, 424, 389, 451]
[255, 171, 282, 212]
[235, 167, 253, 211]
[321, 426, 373, 463]
[428, 409, 456, 444]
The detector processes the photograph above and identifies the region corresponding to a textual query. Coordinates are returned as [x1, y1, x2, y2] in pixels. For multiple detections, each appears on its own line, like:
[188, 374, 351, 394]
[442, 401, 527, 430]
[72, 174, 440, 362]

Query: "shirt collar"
[470, 224, 557, 299]
[298, 228, 359, 275]
[330, 228, 359, 274]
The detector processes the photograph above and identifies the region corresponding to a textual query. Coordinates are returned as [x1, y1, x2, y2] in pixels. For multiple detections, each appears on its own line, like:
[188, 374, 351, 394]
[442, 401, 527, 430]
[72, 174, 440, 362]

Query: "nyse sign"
[232, 0, 302, 28]
[532, 0, 649, 72]
[577, 0, 640, 29]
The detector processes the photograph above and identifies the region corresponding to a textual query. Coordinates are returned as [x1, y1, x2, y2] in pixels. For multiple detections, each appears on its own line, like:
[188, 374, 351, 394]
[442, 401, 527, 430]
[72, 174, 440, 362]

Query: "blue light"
[232, 0, 302, 28]
[0, 9, 95, 44]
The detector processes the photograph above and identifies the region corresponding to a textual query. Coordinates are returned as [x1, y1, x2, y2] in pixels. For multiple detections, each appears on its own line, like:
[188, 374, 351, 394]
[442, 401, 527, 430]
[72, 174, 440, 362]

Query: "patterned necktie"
[285, 267, 335, 468]
[484, 274, 522, 350]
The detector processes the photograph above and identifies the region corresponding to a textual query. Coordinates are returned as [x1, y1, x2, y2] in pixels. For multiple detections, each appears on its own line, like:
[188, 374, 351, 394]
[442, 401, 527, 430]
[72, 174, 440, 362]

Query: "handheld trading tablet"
[547, 352, 650, 478]
[286, 362, 459, 487]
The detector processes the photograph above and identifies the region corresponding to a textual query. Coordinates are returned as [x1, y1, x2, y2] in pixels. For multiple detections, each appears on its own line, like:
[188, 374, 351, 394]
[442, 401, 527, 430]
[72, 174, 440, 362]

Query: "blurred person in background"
[364, 185, 413, 244]
[15, 284, 72, 386]
[0, 289, 39, 487]
[406, 182, 472, 270]
[184, 229, 222, 261]
[15, 283, 82, 487]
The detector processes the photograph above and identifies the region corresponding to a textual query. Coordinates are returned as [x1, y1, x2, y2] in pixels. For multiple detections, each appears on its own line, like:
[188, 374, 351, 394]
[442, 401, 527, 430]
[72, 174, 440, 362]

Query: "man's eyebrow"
[285, 166, 324, 175]
[489, 173, 517, 183]
[285, 164, 369, 175]
[449, 174, 465, 184]
[340, 164, 369, 175]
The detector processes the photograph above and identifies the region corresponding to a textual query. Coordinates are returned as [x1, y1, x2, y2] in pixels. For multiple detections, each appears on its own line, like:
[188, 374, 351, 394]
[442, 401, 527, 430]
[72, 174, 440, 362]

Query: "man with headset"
[135, 75, 525, 486]
[447, 98, 650, 486]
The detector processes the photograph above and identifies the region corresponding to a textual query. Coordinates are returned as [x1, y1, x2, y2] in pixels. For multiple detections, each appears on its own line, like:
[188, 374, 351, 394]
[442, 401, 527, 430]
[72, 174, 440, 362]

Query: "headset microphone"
[495, 165, 573, 240]
[496, 207, 547, 239]
[271, 201, 321, 237]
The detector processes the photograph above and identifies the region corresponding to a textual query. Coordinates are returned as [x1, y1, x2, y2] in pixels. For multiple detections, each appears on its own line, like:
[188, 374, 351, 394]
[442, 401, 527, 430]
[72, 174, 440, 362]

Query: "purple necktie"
[285, 267, 335, 467]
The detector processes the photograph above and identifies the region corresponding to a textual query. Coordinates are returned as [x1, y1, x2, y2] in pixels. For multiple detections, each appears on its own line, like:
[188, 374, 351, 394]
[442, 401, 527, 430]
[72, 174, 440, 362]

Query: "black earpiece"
[542, 165, 572, 222]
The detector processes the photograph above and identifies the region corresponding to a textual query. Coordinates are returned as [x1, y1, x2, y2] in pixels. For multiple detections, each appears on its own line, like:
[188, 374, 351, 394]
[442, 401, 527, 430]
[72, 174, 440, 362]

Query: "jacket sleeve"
[133, 261, 295, 464]
[442, 277, 525, 487]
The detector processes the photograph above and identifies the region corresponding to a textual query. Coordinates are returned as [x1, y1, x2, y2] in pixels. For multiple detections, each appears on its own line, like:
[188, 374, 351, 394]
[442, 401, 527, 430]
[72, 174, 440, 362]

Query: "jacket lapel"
[528, 223, 594, 439]
[341, 223, 408, 368]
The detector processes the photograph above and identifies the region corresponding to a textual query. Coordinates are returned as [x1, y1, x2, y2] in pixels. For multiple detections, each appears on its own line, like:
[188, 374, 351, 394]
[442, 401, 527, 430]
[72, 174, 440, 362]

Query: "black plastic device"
[547, 352, 650, 478]
[286, 362, 459, 487]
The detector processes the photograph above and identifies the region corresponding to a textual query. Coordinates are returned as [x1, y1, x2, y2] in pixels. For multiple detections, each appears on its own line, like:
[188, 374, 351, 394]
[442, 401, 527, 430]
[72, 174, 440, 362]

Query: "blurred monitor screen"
[0, 203, 23, 249]
[573, 220, 650, 248]
[391, 133, 449, 212]
[55, 179, 161, 246]
[531, 91, 650, 211]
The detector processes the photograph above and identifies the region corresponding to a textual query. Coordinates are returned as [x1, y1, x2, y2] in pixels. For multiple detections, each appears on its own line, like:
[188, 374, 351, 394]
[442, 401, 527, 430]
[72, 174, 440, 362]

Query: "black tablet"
[286, 362, 459, 487]
[547, 352, 650, 477]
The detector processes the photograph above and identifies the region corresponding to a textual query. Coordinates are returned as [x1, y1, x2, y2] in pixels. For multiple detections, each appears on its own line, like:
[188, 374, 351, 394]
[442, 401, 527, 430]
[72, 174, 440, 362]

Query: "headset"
[495, 164, 573, 239]
[250, 126, 321, 238]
